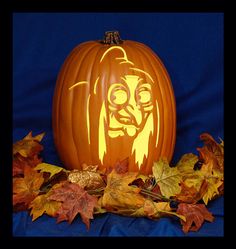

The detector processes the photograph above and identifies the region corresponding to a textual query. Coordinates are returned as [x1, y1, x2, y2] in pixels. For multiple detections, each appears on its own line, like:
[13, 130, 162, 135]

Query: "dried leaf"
[177, 203, 214, 233]
[13, 165, 44, 209]
[101, 170, 146, 213]
[13, 154, 42, 176]
[114, 157, 129, 174]
[48, 181, 97, 229]
[198, 133, 224, 176]
[29, 190, 61, 221]
[34, 163, 65, 179]
[176, 181, 208, 204]
[202, 177, 223, 205]
[13, 131, 44, 158]
[176, 153, 198, 176]
[152, 159, 181, 198]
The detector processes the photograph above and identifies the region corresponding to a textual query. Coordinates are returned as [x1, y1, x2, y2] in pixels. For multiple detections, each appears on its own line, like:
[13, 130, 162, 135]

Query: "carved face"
[69, 46, 160, 169]
[107, 75, 153, 138]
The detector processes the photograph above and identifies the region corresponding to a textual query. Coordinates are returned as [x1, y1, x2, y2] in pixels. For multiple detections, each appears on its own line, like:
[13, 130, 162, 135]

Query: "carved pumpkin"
[52, 31, 176, 175]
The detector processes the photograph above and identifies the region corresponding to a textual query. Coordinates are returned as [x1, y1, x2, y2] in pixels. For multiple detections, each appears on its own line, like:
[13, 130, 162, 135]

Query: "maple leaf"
[114, 157, 129, 174]
[177, 203, 214, 233]
[34, 163, 66, 179]
[48, 181, 97, 229]
[29, 189, 61, 221]
[176, 153, 198, 176]
[176, 180, 208, 204]
[13, 154, 43, 176]
[100, 170, 146, 213]
[198, 133, 224, 176]
[201, 177, 223, 205]
[152, 159, 181, 198]
[13, 132, 45, 176]
[13, 165, 45, 209]
[13, 131, 44, 158]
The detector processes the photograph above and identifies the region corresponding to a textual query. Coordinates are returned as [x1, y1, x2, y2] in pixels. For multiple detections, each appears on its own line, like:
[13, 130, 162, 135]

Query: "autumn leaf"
[176, 153, 198, 176]
[13, 155, 42, 176]
[100, 170, 146, 213]
[152, 159, 181, 198]
[29, 189, 61, 221]
[198, 133, 224, 177]
[34, 163, 66, 179]
[114, 157, 129, 174]
[177, 203, 214, 233]
[13, 131, 44, 158]
[123, 199, 185, 222]
[13, 132, 45, 176]
[201, 177, 223, 205]
[176, 180, 208, 204]
[13, 165, 44, 209]
[48, 181, 97, 229]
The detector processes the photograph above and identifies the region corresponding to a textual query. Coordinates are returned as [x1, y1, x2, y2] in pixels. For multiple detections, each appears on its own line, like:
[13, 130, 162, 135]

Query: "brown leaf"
[13, 131, 44, 158]
[13, 132, 45, 176]
[29, 190, 61, 221]
[13, 154, 42, 176]
[114, 157, 129, 174]
[176, 180, 208, 204]
[177, 203, 214, 233]
[198, 133, 224, 175]
[13, 165, 45, 210]
[48, 181, 97, 229]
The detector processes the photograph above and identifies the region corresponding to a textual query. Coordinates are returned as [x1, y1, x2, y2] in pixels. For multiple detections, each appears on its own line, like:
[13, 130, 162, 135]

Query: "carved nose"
[126, 104, 142, 126]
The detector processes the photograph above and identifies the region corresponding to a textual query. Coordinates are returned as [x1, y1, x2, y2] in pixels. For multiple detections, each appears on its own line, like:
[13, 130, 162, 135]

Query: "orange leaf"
[13, 132, 45, 176]
[177, 203, 214, 233]
[176, 180, 208, 204]
[29, 191, 61, 221]
[13, 165, 45, 210]
[13, 131, 45, 158]
[48, 181, 97, 229]
[198, 133, 224, 175]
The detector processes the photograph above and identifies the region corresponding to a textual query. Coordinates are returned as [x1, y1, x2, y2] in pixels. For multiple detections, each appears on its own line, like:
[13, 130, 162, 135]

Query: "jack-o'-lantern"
[52, 31, 176, 175]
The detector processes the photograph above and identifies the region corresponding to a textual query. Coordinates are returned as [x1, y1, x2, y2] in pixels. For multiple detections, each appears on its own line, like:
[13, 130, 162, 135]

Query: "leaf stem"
[140, 188, 170, 202]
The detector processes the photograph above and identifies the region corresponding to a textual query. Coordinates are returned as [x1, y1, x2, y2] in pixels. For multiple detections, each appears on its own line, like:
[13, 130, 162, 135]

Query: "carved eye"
[108, 84, 129, 106]
[137, 85, 152, 106]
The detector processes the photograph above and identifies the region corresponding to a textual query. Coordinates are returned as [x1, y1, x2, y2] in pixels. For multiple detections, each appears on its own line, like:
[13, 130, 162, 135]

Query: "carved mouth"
[117, 116, 138, 127]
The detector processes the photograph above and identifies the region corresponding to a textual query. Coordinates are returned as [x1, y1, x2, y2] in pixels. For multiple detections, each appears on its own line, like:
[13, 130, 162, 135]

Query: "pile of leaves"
[13, 132, 224, 233]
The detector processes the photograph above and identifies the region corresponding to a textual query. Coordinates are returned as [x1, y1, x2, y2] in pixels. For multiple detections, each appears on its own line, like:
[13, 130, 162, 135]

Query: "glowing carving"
[69, 81, 88, 90]
[69, 46, 160, 169]
[87, 94, 91, 144]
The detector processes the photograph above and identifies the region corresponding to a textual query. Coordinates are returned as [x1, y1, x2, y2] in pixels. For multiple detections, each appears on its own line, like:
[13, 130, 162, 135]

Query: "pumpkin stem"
[101, 31, 123, 45]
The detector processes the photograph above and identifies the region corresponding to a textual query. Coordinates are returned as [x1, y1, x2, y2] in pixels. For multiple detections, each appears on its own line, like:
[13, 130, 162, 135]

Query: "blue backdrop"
[13, 13, 224, 237]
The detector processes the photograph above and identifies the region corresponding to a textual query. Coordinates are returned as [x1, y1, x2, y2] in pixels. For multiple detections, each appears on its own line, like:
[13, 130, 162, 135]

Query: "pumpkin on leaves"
[52, 31, 176, 175]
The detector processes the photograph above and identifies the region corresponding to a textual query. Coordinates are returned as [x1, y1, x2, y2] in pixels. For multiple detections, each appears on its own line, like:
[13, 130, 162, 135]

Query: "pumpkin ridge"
[53, 45, 83, 162]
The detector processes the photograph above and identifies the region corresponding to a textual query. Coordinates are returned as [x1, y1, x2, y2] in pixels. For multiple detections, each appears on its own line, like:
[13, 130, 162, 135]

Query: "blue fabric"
[13, 13, 224, 237]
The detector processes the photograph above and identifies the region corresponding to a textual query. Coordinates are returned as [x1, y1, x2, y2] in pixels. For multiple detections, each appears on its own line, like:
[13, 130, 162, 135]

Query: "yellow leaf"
[176, 153, 198, 176]
[128, 199, 186, 221]
[152, 159, 181, 198]
[202, 177, 223, 205]
[101, 170, 146, 212]
[183, 171, 204, 191]
[29, 191, 61, 221]
[34, 163, 65, 178]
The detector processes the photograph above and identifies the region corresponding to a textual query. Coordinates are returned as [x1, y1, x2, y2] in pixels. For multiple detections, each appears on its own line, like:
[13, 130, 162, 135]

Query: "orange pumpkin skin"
[52, 32, 176, 175]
